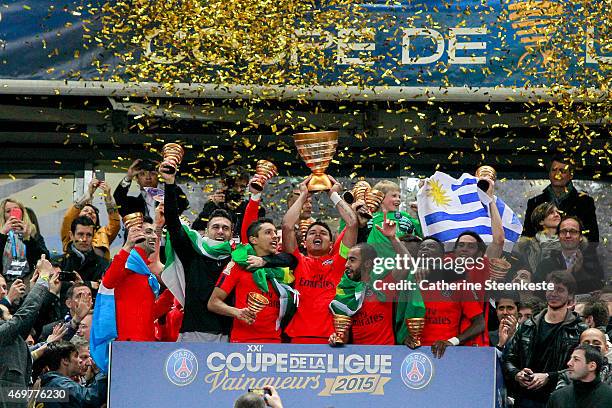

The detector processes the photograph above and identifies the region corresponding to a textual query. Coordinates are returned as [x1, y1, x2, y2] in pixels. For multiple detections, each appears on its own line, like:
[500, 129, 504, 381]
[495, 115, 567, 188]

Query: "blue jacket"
[40, 371, 107, 408]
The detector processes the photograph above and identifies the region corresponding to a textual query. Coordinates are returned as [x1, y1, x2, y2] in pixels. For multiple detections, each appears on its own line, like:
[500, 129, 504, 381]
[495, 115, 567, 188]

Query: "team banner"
[109, 342, 505, 407]
[0, 0, 609, 88]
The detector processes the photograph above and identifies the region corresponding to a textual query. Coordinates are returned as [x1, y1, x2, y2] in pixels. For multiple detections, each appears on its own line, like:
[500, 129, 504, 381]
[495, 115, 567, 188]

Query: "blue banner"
[0, 1, 608, 87]
[109, 342, 505, 408]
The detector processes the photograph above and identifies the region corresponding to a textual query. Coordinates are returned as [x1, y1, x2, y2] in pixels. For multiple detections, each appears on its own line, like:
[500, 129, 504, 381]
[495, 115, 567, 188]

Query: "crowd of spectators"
[0, 153, 609, 408]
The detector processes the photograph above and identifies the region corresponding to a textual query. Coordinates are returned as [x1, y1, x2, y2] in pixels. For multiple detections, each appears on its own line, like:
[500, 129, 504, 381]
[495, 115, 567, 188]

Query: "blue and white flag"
[90, 283, 117, 374]
[417, 171, 523, 252]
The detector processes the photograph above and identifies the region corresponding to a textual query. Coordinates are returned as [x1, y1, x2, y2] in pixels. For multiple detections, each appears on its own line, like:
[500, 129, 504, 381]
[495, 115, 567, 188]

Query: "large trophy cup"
[247, 292, 269, 322]
[475, 165, 497, 192]
[160, 143, 185, 175]
[332, 314, 352, 345]
[250, 160, 278, 191]
[405, 317, 426, 347]
[123, 212, 145, 243]
[293, 131, 338, 191]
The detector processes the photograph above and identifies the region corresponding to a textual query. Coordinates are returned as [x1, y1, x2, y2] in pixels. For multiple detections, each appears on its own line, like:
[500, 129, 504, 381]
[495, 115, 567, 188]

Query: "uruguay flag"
[89, 283, 117, 374]
[417, 171, 523, 252]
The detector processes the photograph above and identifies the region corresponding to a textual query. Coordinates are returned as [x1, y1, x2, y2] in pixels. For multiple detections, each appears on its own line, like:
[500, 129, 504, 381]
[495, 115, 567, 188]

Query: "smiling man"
[101, 216, 173, 341]
[160, 166, 235, 342]
[536, 215, 603, 294]
[209, 218, 289, 343]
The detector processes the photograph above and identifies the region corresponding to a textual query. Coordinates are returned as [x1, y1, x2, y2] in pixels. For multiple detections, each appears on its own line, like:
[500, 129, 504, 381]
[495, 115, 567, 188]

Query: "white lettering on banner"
[141, 22, 608, 68]
[401, 27, 487, 65]
[401, 28, 445, 65]
[586, 27, 611, 64]
[291, 29, 335, 65]
[337, 29, 376, 65]
[206, 351, 392, 375]
[448, 27, 487, 64]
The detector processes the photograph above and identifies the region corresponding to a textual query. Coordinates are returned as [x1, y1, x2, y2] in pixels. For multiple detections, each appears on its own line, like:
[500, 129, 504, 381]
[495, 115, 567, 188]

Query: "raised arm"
[99, 181, 121, 243]
[281, 177, 311, 254]
[0, 257, 59, 345]
[159, 163, 194, 261]
[485, 181, 504, 259]
[241, 176, 265, 244]
[328, 176, 358, 249]
[375, 215, 412, 281]
[113, 159, 142, 216]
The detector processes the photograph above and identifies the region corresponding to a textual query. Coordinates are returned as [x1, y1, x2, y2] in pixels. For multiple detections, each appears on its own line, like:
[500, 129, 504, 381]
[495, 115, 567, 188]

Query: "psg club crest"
[400, 352, 434, 390]
[165, 349, 198, 386]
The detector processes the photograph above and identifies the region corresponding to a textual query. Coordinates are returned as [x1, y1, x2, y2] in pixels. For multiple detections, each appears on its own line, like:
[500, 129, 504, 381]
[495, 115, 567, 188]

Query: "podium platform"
[109, 342, 505, 407]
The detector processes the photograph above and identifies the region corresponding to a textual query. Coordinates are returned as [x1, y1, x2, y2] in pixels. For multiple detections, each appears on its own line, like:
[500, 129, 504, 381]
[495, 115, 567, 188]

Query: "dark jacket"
[39, 371, 107, 408]
[0, 231, 49, 280]
[547, 377, 612, 408]
[0, 283, 48, 408]
[503, 309, 587, 402]
[165, 183, 233, 335]
[113, 180, 188, 218]
[59, 246, 108, 285]
[165, 184, 295, 334]
[523, 183, 599, 242]
[557, 358, 611, 389]
[535, 247, 604, 294]
[32, 290, 63, 341]
[58, 246, 108, 315]
[39, 314, 78, 344]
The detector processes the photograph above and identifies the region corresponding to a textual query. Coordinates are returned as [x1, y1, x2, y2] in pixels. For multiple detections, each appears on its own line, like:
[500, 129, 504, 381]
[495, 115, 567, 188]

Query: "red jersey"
[101, 248, 174, 341]
[463, 256, 491, 346]
[420, 291, 483, 346]
[351, 274, 396, 345]
[216, 261, 281, 343]
[285, 246, 347, 341]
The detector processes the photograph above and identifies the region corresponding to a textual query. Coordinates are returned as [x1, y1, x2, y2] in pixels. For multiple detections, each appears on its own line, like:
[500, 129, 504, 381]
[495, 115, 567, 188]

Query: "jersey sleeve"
[216, 261, 241, 294]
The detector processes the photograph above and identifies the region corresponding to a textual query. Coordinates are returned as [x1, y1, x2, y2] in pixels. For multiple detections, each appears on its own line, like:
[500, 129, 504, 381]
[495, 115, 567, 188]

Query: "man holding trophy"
[328, 216, 413, 346]
[208, 217, 297, 343]
[281, 131, 359, 344]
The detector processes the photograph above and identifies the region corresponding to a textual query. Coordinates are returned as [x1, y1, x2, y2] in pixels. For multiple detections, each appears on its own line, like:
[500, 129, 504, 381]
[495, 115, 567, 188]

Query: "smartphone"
[94, 169, 105, 182]
[59, 271, 78, 282]
[248, 388, 271, 396]
[9, 207, 23, 220]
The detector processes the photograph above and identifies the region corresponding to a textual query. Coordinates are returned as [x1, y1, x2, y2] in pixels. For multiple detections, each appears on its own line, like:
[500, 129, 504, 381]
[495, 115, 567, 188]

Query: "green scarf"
[367, 215, 425, 344]
[231, 244, 298, 330]
[162, 224, 233, 306]
[329, 272, 367, 316]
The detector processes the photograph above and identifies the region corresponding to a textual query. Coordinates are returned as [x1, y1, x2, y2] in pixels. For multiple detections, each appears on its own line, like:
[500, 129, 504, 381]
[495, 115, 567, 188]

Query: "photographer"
[114, 158, 189, 218]
[234, 385, 283, 408]
[1, 198, 49, 283]
[61, 177, 120, 261]
[193, 165, 265, 237]
[0, 255, 61, 407]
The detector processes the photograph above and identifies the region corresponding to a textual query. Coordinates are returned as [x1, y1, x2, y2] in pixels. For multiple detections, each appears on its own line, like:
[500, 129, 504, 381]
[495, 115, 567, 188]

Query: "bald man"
[556, 328, 611, 388]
